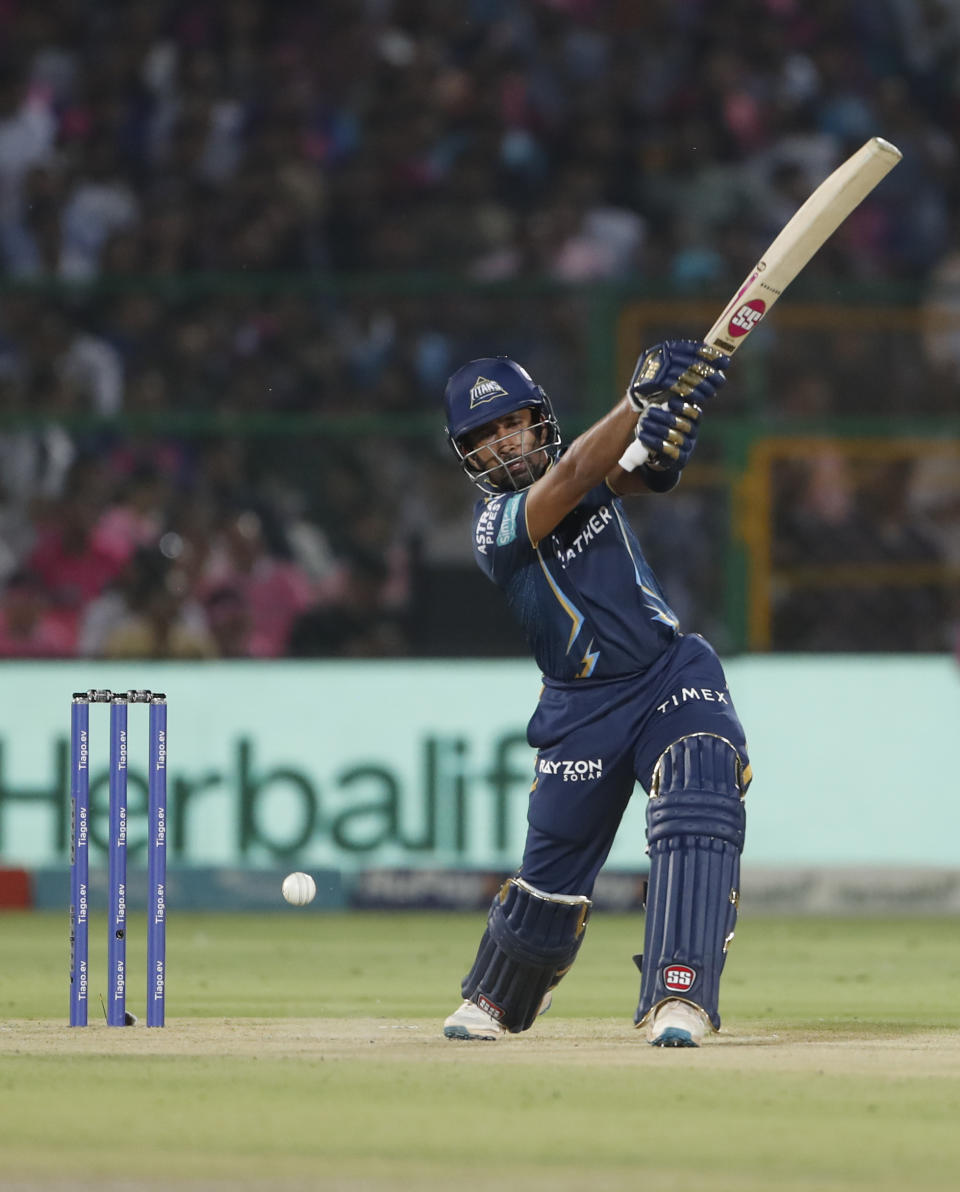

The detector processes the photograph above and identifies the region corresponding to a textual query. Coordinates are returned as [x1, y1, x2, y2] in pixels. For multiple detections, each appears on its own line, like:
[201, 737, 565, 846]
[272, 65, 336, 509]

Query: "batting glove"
[627, 340, 729, 413]
[636, 400, 701, 468]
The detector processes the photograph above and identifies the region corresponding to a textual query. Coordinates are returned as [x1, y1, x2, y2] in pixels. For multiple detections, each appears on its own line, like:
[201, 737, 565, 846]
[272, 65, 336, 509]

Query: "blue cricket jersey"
[472, 482, 679, 681]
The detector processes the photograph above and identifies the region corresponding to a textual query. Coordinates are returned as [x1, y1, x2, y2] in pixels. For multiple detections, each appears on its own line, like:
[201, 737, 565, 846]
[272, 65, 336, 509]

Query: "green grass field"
[2, 910, 959, 1191]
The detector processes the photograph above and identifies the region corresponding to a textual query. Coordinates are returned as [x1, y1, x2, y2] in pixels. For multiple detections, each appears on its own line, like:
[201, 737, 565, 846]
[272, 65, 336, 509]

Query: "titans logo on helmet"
[469, 377, 510, 408]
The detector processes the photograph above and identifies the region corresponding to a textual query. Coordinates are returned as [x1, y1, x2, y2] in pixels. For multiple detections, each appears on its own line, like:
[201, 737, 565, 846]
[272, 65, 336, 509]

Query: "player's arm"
[606, 459, 682, 498]
[525, 341, 729, 543]
[525, 396, 638, 545]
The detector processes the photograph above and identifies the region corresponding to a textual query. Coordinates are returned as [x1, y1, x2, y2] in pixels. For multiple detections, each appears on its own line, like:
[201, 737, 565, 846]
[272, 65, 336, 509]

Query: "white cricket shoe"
[646, 999, 711, 1048]
[443, 999, 503, 1041]
[442, 991, 553, 1041]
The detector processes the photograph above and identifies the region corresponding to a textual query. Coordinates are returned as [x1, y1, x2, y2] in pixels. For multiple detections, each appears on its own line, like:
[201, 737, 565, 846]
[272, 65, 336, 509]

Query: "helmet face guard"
[450, 411, 559, 494]
[443, 358, 562, 495]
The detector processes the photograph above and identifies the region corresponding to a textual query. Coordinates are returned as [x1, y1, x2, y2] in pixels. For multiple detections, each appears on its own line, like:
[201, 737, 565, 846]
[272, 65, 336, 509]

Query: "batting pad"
[461, 877, 591, 1033]
[635, 734, 746, 1032]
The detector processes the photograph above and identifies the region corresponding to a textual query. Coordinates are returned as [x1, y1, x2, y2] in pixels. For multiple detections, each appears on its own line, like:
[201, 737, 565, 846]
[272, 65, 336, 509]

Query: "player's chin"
[497, 457, 546, 491]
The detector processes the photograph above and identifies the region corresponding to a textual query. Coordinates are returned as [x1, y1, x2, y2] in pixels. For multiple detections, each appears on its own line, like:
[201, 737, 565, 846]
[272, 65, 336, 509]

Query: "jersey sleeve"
[472, 492, 533, 583]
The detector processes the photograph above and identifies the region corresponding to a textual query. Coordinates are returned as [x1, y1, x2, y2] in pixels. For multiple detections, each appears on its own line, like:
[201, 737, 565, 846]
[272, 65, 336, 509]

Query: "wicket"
[69, 689, 167, 1027]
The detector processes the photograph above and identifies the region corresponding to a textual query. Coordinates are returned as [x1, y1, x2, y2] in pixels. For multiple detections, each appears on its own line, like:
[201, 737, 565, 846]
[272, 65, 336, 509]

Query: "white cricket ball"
[281, 871, 317, 906]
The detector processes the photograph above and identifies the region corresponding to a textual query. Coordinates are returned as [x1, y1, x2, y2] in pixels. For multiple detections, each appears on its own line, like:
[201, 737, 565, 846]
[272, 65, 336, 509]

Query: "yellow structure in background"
[619, 298, 960, 652]
[738, 437, 960, 650]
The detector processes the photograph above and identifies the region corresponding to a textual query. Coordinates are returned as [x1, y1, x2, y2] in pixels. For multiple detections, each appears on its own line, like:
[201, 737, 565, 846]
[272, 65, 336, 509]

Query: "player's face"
[463, 407, 550, 491]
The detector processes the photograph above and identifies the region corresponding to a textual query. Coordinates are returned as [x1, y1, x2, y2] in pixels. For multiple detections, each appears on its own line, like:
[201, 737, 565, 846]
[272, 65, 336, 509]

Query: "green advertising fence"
[0, 657, 957, 874]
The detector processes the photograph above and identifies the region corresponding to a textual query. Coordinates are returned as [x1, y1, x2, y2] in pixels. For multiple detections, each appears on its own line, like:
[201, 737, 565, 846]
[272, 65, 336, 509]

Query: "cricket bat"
[700, 136, 902, 357]
[627, 136, 902, 468]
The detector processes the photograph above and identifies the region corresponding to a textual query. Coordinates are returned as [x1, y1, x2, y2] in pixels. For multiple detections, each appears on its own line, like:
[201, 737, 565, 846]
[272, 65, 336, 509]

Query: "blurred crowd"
[3, 0, 957, 283]
[0, 0, 958, 658]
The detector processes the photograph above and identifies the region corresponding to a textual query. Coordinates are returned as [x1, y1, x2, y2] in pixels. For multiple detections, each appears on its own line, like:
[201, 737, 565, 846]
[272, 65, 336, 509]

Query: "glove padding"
[636, 399, 701, 468]
[627, 340, 729, 412]
[619, 396, 702, 473]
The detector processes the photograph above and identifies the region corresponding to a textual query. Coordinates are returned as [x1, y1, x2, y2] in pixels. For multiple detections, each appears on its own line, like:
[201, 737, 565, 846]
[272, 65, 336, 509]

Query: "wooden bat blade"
[705, 136, 902, 355]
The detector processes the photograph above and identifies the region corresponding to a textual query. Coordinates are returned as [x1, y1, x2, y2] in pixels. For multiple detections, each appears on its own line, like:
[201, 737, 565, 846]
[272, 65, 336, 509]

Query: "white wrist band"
[618, 438, 651, 472]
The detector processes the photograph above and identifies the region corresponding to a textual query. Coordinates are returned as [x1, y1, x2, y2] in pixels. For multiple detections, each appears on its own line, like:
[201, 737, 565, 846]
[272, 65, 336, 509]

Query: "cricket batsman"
[441, 342, 752, 1047]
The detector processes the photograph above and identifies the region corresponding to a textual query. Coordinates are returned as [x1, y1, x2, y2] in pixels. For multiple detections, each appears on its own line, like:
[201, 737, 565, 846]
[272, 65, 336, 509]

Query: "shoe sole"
[650, 1027, 699, 1048]
[443, 1024, 499, 1041]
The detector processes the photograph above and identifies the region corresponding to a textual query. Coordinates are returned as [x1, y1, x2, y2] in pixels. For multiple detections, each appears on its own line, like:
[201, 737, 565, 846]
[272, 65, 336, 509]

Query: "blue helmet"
[442, 357, 562, 494]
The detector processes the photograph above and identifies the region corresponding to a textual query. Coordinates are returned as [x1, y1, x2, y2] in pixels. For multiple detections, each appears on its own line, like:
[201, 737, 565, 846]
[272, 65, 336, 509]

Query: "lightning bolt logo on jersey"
[472, 481, 679, 682]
